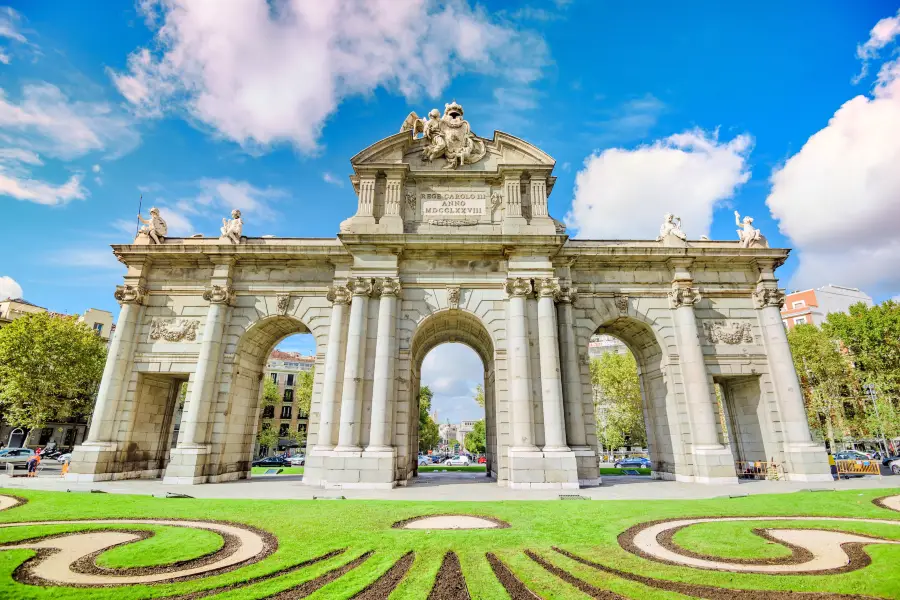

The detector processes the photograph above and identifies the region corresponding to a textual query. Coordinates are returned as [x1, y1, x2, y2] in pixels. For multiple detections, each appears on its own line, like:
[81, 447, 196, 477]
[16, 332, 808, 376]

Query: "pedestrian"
[828, 451, 837, 480]
[26, 453, 39, 477]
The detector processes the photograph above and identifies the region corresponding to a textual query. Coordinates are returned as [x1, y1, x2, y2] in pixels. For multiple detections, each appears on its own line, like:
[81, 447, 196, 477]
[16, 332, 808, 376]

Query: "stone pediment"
[341, 101, 562, 236]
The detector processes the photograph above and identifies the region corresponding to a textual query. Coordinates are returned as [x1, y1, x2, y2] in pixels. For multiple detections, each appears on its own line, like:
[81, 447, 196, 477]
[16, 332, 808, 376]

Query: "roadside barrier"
[735, 460, 784, 480]
[836, 459, 880, 478]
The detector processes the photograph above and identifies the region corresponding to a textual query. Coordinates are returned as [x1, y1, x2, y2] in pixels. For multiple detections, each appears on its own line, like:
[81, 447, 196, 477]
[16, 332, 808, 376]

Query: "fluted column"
[85, 284, 146, 444]
[179, 284, 233, 447]
[669, 283, 722, 450]
[335, 277, 373, 451]
[556, 286, 588, 448]
[536, 278, 569, 451]
[313, 284, 351, 451]
[506, 277, 537, 451]
[367, 277, 401, 451]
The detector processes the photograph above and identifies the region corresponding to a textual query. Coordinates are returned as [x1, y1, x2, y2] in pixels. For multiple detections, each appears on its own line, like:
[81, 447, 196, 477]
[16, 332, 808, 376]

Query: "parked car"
[417, 456, 431, 466]
[288, 455, 305, 466]
[0, 448, 35, 464]
[252, 456, 289, 467]
[888, 459, 900, 475]
[56, 453, 72, 463]
[614, 457, 651, 469]
[882, 455, 900, 466]
[443, 455, 471, 466]
[835, 450, 872, 461]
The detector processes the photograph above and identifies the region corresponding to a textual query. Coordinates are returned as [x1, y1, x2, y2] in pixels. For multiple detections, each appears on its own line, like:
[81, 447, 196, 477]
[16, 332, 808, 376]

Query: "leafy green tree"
[0, 312, 107, 440]
[824, 300, 900, 441]
[418, 386, 440, 452]
[473, 384, 484, 408]
[296, 367, 314, 417]
[256, 421, 278, 455]
[786, 323, 857, 449]
[464, 419, 486, 454]
[261, 377, 279, 408]
[590, 351, 646, 451]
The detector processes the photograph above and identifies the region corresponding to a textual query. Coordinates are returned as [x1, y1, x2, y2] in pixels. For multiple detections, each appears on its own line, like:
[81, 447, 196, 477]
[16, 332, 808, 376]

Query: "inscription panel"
[421, 191, 487, 218]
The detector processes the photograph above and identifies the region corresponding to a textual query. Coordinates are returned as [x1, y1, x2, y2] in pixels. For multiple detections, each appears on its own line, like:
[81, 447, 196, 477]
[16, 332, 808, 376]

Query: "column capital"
[326, 284, 351, 305]
[114, 284, 147, 305]
[752, 285, 785, 309]
[203, 284, 235, 305]
[505, 277, 533, 298]
[348, 276, 374, 297]
[375, 277, 402, 297]
[537, 277, 561, 300]
[668, 284, 701, 308]
[557, 285, 578, 305]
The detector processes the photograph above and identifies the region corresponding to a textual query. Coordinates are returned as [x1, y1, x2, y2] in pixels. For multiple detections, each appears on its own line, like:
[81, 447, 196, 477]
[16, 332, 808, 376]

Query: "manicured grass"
[0, 487, 897, 599]
[250, 466, 304, 475]
[599, 467, 652, 475]
[418, 465, 487, 472]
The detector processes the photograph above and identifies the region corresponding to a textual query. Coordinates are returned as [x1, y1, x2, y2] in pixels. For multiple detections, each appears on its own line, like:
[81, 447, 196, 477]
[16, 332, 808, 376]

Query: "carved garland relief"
[149, 318, 200, 342]
[702, 321, 753, 345]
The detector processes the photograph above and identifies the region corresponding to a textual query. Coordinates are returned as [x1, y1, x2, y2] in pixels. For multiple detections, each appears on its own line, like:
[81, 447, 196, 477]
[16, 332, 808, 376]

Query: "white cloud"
[322, 172, 343, 187]
[48, 248, 124, 270]
[567, 129, 752, 239]
[0, 83, 139, 160]
[855, 8, 900, 82]
[0, 275, 22, 301]
[587, 94, 667, 144]
[196, 178, 286, 220]
[0, 7, 26, 44]
[421, 343, 484, 423]
[767, 18, 900, 297]
[111, 0, 548, 153]
[92, 164, 101, 173]
[0, 50, 9, 65]
[0, 172, 86, 205]
[0, 148, 41, 165]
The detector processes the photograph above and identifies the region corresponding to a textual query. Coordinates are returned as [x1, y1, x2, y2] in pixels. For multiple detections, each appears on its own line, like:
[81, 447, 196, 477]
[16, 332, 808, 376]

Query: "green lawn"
[418, 465, 487, 472]
[250, 466, 305, 475]
[599, 467, 652, 476]
[0, 487, 897, 599]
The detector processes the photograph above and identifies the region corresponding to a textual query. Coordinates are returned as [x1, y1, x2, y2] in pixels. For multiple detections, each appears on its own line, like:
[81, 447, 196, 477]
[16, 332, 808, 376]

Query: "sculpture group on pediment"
[400, 101, 486, 170]
[149, 318, 200, 342]
[657, 213, 687, 242]
[735, 211, 768, 248]
[137, 207, 167, 244]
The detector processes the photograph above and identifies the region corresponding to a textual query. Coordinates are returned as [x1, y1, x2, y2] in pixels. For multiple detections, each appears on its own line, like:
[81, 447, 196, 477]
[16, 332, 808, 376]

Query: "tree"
[418, 386, 440, 451]
[590, 351, 646, 451]
[473, 384, 484, 408]
[464, 419, 486, 454]
[0, 312, 107, 438]
[256, 421, 278, 455]
[296, 367, 314, 416]
[261, 377, 279, 408]
[786, 323, 858, 449]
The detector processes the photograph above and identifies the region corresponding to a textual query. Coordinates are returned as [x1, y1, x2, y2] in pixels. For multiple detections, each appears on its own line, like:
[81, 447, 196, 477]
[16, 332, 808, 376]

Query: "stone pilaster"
[536, 278, 568, 451]
[668, 259, 737, 484]
[380, 176, 404, 233]
[313, 284, 351, 451]
[334, 277, 373, 452]
[357, 176, 376, 220]
[754, 261, 831, 481]
[505, 277, 537, 451]
[502, 171, 527, 233]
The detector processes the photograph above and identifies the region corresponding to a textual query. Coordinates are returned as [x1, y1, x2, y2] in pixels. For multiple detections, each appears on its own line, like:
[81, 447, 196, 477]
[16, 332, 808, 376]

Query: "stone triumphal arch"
[70, 102, 830, 488]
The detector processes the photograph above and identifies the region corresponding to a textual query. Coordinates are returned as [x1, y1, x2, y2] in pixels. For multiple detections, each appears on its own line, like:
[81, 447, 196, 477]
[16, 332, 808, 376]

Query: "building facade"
[257, 350, 314, 456]
[68, 103, 830, 489]
[781, 284, 873, 330]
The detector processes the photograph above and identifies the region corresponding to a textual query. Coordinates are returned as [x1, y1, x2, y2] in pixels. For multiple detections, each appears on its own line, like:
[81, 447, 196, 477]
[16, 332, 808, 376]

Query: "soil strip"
[656, 524, 815, 566]
[553, 547, 880, 600]
[427, 552, 470, 600]
[263, 551, 372, 600]
[351, 551, 414, 600]
[485, 552, 541, 599]
[525, 550, 626, 600]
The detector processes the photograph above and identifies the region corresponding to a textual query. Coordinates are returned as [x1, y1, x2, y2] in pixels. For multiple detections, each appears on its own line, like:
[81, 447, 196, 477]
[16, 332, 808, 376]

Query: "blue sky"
[2, 1, 899, 422]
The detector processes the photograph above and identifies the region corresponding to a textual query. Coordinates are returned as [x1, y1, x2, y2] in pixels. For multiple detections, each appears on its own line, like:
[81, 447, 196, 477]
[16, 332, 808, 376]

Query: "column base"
[66, 442, 120, 481]
[692, 445, 739, 484]
[162, 445, 211, 485]
[303, 447, 396, 488]
[783, 443, 831, 481]
[571, 446, 600, 485]
[508, 448, 580, 489]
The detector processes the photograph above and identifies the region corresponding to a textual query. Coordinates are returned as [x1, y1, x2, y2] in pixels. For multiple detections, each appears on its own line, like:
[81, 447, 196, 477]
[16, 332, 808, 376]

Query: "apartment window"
[262, 405, 275, 419]
[286, 374, 295, 386]
[297, 409, 308, 419]
[283, 389, 294, 402]
[92, 322, 104, 334]
[280, 405, 292, 419]
[270, 373, 278, 384]
[794, 316, 807, 325]
[791, 300, 805, 309]
[298, 423, 307, 433]
[279, 423, 289, 437]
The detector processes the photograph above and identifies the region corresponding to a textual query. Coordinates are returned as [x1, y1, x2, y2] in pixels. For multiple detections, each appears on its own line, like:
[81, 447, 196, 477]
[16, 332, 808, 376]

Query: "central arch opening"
[407, 310, 497, 485]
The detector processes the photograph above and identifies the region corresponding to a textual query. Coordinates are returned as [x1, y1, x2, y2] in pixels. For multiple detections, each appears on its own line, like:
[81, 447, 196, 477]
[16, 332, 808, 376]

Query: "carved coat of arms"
[400, 101, 486, 170]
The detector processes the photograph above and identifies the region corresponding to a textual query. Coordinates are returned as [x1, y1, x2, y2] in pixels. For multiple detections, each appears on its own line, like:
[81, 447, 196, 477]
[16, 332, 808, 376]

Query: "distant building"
[256, 350, 314, 456]
[588, 334, 628, 358]
[0, 298, 45, 327]
[78, 308, 115, 342]
[781, 284, 874, 330]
